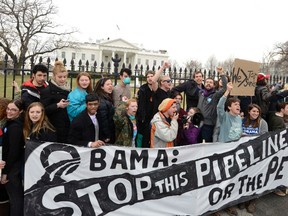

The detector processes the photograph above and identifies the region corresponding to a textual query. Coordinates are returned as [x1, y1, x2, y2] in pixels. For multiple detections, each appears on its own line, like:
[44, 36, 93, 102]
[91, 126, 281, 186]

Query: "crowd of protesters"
[0, 60, 288, 216]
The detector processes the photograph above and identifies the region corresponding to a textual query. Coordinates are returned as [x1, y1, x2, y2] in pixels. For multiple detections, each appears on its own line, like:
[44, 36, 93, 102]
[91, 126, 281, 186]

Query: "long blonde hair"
[23, 102, 55, 140]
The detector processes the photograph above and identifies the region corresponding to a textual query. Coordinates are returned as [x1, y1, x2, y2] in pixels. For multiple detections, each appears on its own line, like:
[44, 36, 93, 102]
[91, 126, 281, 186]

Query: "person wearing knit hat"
[255, 72, 281, 120]
[150, 98, 179, 148]
[257, 73, 270, 81]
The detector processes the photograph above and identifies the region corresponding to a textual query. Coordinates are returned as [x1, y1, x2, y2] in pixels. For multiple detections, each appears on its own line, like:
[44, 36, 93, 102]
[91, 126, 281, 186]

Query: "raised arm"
[217, 82, 233, 122]
[151, 61, 171, 92]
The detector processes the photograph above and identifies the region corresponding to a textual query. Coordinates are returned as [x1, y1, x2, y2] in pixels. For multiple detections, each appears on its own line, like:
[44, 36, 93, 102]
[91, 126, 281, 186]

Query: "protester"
[23, 102, 57, 142]
[217, 82, 242, 143]
[40, 61, 70, 143]
[150, 98, 178, 148]
[114, 98, 138, 147]
[136, 70, 155, 148]
[1, 99, 25, 216]
[238, 104, 268, 213]
[171, 71, 204, 110]
[254, 73, 282, 120]
[172, 92, 187, 146]
[113, 68, 132, 107]
[268, 101, 288, 132]
[182, 107, 203, 145]
[93, 78, 115, 144]
[21, 64, 49, 110]
[68, 93, 105, 148]
[67, 72, 93, 122]
[242, 104, 268, 136]
[151, 61, 172, 115]
[197, 66, 227, 142]
[215, 82, 241, 216]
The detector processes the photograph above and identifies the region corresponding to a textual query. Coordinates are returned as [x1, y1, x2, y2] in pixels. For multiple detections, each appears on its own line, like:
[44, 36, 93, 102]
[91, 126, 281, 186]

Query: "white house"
[54, 38, 169, 71]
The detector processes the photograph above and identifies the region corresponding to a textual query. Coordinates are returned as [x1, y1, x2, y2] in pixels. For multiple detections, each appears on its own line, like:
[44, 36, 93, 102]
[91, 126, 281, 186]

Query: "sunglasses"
[162, 79, 172, 83]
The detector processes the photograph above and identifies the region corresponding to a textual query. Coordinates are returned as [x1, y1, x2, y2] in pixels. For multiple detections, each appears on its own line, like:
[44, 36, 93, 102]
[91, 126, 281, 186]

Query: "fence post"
[112, 53, 121, 86]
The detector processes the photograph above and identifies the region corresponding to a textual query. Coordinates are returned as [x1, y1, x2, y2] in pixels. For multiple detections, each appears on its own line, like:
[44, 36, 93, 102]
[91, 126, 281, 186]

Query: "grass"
[0, 74, 29, 99]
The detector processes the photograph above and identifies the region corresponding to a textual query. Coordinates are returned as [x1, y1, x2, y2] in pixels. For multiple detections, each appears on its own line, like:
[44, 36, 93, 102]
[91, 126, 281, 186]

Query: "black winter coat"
[2, 116, 25, 175]
[40, 81, 70, 143]
[68, 109, 96, 147]
[28, 128, 57, 143]
[171, 80, 203, 110]
[96, 97, 115, 143]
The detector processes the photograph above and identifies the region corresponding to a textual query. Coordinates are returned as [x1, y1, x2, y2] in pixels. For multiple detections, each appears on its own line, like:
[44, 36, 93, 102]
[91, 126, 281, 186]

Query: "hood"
[22, 79, 48, 89]
[151, 112, 170, 126]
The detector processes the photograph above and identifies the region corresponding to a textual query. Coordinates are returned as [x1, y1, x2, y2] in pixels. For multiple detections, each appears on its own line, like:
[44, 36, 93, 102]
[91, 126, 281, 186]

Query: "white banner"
[24, 129, 288, 216]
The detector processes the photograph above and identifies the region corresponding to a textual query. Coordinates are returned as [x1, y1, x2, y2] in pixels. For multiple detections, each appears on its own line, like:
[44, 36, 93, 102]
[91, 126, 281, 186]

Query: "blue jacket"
[67, 87, 87, 122]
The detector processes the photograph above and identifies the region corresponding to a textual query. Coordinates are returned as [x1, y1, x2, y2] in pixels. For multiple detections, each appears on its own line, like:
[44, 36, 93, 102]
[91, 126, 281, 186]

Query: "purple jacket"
[183, 123, 201, 145]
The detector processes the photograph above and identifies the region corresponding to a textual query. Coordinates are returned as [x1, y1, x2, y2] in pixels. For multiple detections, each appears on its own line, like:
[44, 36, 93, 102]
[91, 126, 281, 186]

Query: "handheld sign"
[230, 58, 260, 96]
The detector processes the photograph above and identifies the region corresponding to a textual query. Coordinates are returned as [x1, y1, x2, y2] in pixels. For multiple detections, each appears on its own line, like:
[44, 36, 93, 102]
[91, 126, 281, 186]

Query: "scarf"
[202, 88, 214, 97]
[50, 79, 70, 91]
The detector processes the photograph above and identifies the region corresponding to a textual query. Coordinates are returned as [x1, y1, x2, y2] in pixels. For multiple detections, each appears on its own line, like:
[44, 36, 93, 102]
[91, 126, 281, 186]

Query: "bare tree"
[184, 59, 202, 71]
[219, 57, 234, 74]
[0, 0, 77, 68]
[205, 55, 217, 73]
[270, 41, 288, 75]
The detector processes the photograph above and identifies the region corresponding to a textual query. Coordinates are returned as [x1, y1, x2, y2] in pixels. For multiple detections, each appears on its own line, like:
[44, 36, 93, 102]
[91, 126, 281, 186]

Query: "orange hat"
[158, 98, 176, 112]
[257, 73, 270, 81]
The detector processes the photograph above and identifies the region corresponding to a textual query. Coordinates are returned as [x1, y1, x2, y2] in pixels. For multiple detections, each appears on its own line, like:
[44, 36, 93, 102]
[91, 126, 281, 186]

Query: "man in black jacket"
[171, 71, 204, 110]
[136, 70, 155, 148]
[68, 93, 105, 148]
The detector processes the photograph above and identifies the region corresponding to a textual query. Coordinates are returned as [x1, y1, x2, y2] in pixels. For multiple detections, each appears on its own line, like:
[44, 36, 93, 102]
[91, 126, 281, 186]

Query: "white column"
[123, 52, 127, 66]
[98, 49, 102, 68]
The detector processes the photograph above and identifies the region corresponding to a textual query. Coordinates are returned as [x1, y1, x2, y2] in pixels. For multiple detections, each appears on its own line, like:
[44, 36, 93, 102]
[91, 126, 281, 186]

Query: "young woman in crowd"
[1, 99, 25, 216]
[242, 104, 268, 136]
[238, 103, 268, 213]
[23, 102, 57, 142]
[182, 107, 203, 145]
[93, 78, 115, 144]
[114, 98, 138, 147]
[67, 72, 93, 122]
[40, 61, 70, 143]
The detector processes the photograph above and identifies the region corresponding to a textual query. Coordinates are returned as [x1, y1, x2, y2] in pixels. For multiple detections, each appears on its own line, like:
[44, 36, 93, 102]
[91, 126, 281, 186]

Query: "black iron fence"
[1, 54, 287, 100]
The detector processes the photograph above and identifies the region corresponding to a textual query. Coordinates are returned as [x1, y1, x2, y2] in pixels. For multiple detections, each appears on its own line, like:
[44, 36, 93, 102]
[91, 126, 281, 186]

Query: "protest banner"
[24, 129, 288, 216]
[230, 58, 260, 96]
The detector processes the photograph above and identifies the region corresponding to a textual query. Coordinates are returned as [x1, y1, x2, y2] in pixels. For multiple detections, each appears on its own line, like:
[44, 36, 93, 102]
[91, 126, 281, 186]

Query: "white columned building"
[54, 38, 169, 72]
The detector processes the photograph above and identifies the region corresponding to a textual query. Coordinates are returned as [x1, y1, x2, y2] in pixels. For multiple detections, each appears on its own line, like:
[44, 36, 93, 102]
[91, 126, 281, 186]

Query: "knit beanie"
[158, 98, 176, 113]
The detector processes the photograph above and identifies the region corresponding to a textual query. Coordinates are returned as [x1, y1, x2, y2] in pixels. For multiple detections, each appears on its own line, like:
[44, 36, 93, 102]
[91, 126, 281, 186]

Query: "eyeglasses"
[6, 107, 19, 112]
[162, 80, 172, 83]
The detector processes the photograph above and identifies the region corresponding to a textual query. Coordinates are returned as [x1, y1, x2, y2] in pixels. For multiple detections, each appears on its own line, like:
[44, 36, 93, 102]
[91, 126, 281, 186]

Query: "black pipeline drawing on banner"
[24, 129, 288, 216]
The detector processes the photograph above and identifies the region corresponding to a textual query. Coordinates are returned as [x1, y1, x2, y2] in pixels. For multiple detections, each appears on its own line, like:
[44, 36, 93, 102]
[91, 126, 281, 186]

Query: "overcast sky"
[55, 0, 288, 66]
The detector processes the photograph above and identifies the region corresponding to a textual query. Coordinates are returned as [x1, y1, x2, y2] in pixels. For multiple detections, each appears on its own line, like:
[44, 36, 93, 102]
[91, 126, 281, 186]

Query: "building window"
[137, 58, 141, 65]
[61, 52, 65, 59]
[153, 60, 157, 66]
[161, 60, 164, 66]
[91, 54, 95, 61]
[72, 53, 76, 60]
[82, 54, 85, 60]
[126, 57, 129, 64]
[104, 56, 108, 62]
[145, 59, 149, 66]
